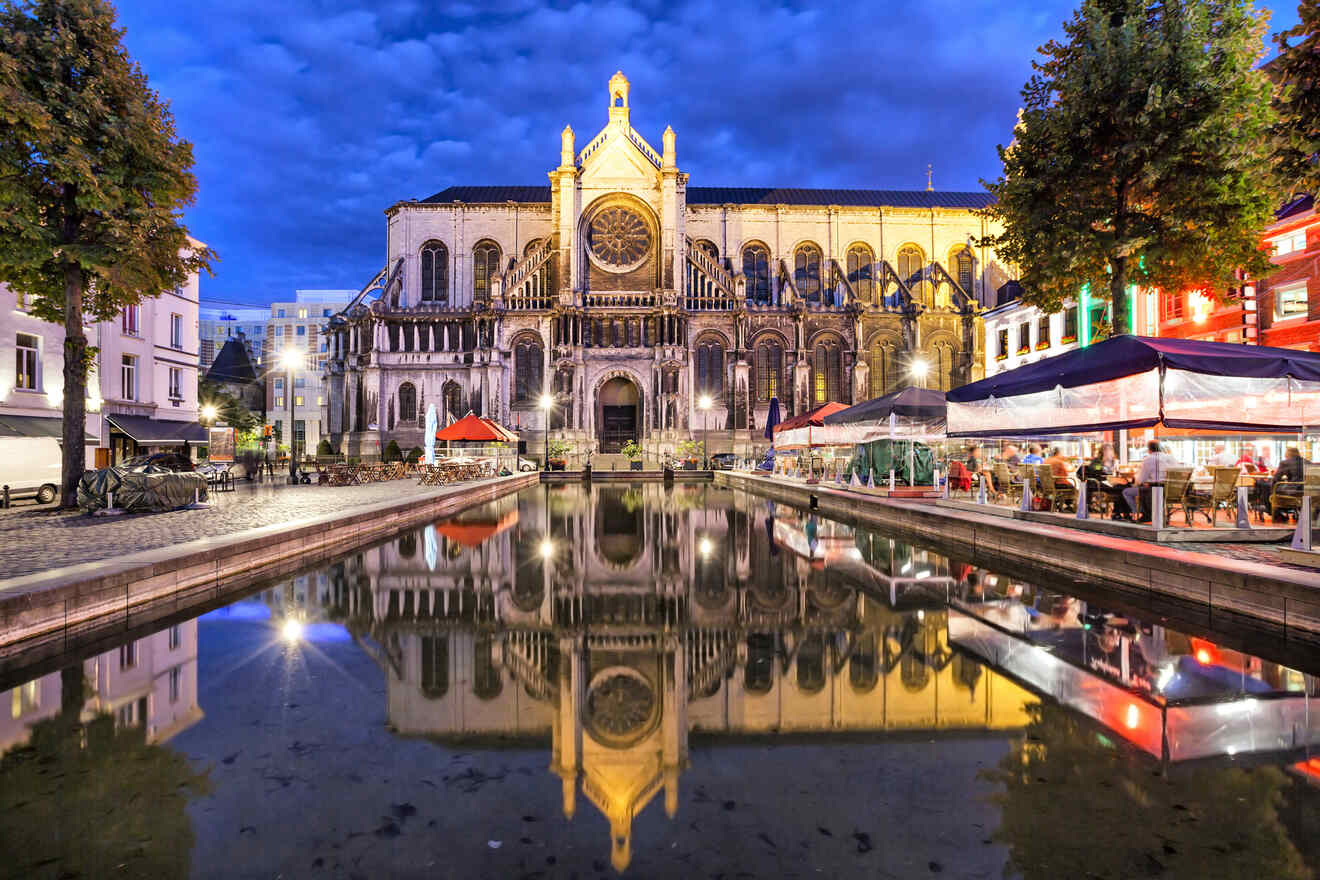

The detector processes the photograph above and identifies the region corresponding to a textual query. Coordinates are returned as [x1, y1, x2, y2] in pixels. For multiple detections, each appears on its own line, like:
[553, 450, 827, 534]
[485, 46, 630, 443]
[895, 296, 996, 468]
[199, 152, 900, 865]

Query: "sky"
[111, 0, 1303, 307]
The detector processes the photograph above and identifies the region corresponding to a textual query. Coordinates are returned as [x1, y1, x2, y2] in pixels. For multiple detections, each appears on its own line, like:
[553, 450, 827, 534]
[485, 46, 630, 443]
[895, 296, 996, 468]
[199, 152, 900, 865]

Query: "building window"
[695, 337, 725, 397]
[15, 333, 38, 391]
[812, 337, 842, 403]
[1017, 321, 1031, 354]
[14, 290, 30, 312]
[294, 395, 304, 406]
[294, 377, 306, 389]
[120, 354, 137, 401]
[847, 245, 876, 303]
[897, 245, 924, 284]
[316, 395, 324, 406]
[1161, 291, 1185, 322]
[275, 396, 284, 408]
[119, 640, 137, 670]
[869, 339, 896, 397]
[10, 680, 39, 718]
[472, 241, 501, 303]
[695, 239, 718, 260]
[930, 341, 956, 392]
[954, 247, 974, 293]
[168, 624, 181, 650]
[296, 325, 306, 337]
[1275, 281, 1309, 319]
[277, 308, 286, 318]
[274, 326, 284, 338]
[1273, 230, 1308, 256]
[755, 339, 783, 402]
[513, 337, 543, 402]
[742, 244, 771, 304]
[420, 636, 449, 698]
[398, 382, 417, 422]
[169, 666, 181, 702]
[996, 328, 1009, 360]
[420, 241, 449, 304]
[1062, 307, 1078, 343]
[170, 313, 183, 349]
[794, 243, 823, 303]
[1089, 303, 1109, 341]
[1037, 315, 1051, 349]
[122, 305, 139, 335]
[297, 308, 307, 318]
[168, 367, 182, 400]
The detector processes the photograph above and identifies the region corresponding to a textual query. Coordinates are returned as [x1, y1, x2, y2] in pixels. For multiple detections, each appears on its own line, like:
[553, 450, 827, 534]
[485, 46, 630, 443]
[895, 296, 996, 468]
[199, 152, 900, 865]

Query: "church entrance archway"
[597, 376, 640, 453]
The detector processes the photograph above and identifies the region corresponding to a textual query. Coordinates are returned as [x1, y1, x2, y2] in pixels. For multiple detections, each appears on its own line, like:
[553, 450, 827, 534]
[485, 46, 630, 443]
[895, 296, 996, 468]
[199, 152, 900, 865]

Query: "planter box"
[629, 460, 643, 471]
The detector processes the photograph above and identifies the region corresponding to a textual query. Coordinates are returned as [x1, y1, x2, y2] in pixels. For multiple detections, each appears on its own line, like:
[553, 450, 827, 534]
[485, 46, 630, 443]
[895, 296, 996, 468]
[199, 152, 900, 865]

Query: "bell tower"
[608, 70, 630, 126]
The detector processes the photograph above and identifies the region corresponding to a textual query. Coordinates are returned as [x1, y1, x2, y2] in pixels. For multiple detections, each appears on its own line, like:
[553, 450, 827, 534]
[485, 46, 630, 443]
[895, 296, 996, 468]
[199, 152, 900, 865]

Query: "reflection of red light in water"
[1293, 758, 1320, 786]
[1125, 703, 1140, 729]
[1196, 649, 1211, 664]
[1190, 638, 1218, 666]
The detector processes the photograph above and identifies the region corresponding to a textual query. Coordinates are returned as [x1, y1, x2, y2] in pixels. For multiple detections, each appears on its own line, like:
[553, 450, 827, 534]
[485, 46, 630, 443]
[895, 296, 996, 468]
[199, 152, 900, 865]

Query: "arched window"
[473, 635, 503, 700]
[514, 335, 544, 402]
[420, 636, 448, 699]
[472, 240, 501, 303]
[695, 239, 718, 260]
[420, 241, 448, 303]
[443, 382, 463, 421]
[897, 244, 924, 285]
[869, 338, 897, 398]
[795, 243, 822, 303]
[398, 382, 417, 424]
[694, 336, 724, 397]
[812, 336, 843, 403]
[929, 340, 956, 392]
[850, 633, 879, 693]
[797, 633, 825, 694]
[745, 633, 775, 695]
[754, 338, 784, 402]
[742, 244, 770, 304]
[524, 238, 542, 257]
[954, 247, 974, 294]
[847, 244, 875, 303]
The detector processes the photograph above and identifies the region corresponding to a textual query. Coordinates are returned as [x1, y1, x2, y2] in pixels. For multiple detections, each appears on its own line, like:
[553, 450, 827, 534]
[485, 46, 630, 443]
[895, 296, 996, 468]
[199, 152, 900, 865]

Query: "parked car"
[518, 458, 537, 472]
[710, 452, 737, 470]
[0, 436, 61, 504]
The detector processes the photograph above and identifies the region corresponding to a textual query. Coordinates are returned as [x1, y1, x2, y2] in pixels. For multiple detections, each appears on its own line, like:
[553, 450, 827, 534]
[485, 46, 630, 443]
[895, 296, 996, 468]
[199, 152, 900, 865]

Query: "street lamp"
[200, 403, 218, 424]
[698, 394, 712, 470]
[280, 348, 303, 484]
[910, 358, 929, 389]
[538, 392, 555, 471]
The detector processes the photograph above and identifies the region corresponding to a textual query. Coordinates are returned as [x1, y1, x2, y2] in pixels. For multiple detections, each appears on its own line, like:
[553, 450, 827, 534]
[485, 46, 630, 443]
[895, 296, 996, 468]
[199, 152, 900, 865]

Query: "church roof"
[206, 338, 258, 385]
[419, 185, 994, 210]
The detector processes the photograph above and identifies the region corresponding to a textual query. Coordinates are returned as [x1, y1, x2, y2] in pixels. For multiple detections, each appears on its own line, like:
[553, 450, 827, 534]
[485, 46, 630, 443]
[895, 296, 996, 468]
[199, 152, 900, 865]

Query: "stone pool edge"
[0, 472, 538, 658]
[716, 470, 1320, 638]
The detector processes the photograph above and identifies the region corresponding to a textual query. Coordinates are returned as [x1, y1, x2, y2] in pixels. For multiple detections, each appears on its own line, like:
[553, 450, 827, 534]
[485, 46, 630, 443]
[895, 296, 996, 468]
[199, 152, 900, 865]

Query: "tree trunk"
[1109, 256, 1132, 335]
[60, 264, 88, 509]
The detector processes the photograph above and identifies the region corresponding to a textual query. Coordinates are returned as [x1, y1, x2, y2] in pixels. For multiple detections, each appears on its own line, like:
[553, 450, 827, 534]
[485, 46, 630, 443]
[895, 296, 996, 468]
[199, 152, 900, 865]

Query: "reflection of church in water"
[324, 484, 1033, 870]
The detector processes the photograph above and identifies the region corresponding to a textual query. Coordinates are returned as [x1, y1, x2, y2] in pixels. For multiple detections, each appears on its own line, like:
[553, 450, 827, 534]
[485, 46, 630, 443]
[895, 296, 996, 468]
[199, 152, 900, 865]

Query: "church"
[324, 72, 1008, 460]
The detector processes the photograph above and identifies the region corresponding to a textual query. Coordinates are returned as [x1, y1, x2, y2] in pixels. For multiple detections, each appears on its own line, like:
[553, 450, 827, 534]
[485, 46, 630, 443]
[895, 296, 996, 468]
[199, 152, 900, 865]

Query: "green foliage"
[620, 439, 643, 459]
[316, 437, 334, 456]
[1271, 0, 1320, 197]
[677, 439, 704, 460]
[406, 445, 423, 464]
[198, 379, 259, 435]
[382, 439, 402, 462]
[547, 439, 573, 459]
[982, 0, 1277, 332]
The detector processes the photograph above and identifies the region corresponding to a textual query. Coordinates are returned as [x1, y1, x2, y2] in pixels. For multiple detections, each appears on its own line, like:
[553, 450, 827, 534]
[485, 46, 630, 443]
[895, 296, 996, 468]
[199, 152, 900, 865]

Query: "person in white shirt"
[1122, 441, 1181, 521]
[1209, 443, 1238, 468]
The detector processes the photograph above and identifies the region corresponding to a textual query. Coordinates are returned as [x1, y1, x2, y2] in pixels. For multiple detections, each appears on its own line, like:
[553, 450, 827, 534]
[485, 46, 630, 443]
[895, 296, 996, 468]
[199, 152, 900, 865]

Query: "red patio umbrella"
[435, 413, 519, 443]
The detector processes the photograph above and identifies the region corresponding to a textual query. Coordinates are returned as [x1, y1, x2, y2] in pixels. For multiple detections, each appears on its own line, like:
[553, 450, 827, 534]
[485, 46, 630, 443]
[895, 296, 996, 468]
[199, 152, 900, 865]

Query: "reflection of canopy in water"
[434, 509, 519, 548]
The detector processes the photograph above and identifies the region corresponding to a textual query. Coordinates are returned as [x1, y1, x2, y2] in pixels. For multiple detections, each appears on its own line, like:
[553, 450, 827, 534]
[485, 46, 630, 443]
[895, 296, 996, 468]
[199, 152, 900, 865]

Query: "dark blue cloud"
[111, 0, 1301, 305]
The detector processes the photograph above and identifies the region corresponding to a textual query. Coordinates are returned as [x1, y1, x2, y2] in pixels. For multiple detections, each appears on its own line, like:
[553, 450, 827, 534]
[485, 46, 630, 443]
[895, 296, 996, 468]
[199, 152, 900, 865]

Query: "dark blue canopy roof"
[824, 386, 946, 424]
[947, 335, 1320, 403]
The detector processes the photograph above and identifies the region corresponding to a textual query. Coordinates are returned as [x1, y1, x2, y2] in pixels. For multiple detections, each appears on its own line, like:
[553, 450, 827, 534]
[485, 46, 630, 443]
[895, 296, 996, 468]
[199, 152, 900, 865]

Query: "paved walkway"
[0, 479, 450, 580]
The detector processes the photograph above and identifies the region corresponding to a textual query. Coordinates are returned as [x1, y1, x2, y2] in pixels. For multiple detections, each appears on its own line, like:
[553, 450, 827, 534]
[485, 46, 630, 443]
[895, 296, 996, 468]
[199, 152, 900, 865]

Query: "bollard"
[1151, 485, 1165, 531]
[888, 470, 896, 492]
[1292, 496, 1313, 551]
[1076, 480, 1088, 519]
[850, 471, 862, 488]
[1, 484, 8, 509]
[977, 476, 988, 505]
[1236, 486, 1250, 529]
[866, 471, 875, 490]
[1020, 480, 1033, 512]
[934, 469, 945, 499]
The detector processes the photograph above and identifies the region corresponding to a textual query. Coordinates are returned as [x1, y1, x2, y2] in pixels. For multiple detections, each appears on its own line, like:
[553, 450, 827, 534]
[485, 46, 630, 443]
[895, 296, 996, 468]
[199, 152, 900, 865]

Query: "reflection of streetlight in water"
[281, 618, 304, 642]
[539, 538, 555, 559]
[698, 537, 713, 557]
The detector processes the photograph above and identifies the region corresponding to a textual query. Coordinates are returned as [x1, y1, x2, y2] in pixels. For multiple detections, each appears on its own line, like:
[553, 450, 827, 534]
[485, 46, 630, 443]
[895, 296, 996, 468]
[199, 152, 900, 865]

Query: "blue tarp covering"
[948, 335, 1320, 403]
[824, 387, 946, 424]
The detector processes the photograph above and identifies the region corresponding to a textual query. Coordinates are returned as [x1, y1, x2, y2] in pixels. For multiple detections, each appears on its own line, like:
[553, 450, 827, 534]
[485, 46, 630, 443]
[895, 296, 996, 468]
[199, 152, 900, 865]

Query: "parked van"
[0, 436, 62, 504]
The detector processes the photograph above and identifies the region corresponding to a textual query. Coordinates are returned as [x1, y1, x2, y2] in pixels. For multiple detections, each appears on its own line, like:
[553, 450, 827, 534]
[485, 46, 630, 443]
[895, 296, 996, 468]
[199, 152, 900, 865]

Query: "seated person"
[1121, 441, 1180, 522]
[1001, 444, 1022, 468]
[1042, 447, 1073, 487]
[966, 443, 984, 474]
[1257, 446, 1305, 519]
[1022, 443, 1044, 465]
[1085, 442, 1117, 479]
[1210, 443, 1238, 468]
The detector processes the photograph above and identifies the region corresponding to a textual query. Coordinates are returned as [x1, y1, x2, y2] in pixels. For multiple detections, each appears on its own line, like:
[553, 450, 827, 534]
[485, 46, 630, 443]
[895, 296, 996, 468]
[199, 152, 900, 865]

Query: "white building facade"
[266, 290, 353, 456]
[326, 73, 1008, 461]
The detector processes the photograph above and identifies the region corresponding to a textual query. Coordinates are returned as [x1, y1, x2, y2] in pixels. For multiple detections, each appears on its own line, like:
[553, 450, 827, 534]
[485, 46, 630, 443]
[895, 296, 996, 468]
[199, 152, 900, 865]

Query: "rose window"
[588, 207, 651, 270]
[585, 668, 656, 742]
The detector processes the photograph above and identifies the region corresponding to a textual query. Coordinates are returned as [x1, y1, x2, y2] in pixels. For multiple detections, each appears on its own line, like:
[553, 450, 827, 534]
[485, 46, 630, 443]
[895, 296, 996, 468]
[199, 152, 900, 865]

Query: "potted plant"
[547, 439, 573, 471]
[621, 439, 644, 471]
[677, 439, 704, 470]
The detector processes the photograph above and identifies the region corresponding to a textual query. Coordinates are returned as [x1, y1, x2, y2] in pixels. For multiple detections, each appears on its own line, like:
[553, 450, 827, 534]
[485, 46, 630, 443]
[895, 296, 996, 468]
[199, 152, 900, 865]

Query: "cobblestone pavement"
[0, 479, 453, 580]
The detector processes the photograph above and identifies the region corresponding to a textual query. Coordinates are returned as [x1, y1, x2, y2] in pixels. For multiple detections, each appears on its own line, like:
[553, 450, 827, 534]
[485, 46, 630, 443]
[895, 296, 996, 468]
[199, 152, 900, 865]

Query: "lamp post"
[698, 394, 712, 470]
[538, 392, 554, 471]
[200, 403, 218, 425]
[910, 357, 929, 389]
[280, 348, 302, 484]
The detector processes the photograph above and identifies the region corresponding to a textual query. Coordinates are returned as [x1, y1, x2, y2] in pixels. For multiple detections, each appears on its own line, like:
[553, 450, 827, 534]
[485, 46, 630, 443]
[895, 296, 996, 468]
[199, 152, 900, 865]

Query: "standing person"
[1023, 444, 1044, 465]
[1122, 441, 1180, 523]
[1210, 443, 1237, 468]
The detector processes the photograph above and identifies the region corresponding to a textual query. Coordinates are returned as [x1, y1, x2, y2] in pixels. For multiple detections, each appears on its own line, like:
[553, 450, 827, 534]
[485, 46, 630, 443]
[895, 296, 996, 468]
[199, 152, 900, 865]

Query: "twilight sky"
[111, 0, 1301, 306]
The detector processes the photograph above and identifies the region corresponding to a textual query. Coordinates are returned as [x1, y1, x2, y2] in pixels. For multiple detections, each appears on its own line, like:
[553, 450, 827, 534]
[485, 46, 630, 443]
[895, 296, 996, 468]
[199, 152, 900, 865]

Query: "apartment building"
[199, 304, 267, 372]
[265, 290, 353, 455]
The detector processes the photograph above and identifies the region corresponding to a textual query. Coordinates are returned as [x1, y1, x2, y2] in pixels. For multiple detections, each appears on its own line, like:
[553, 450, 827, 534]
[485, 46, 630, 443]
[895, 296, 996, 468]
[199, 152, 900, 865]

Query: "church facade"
[325, 72, 1008, 460]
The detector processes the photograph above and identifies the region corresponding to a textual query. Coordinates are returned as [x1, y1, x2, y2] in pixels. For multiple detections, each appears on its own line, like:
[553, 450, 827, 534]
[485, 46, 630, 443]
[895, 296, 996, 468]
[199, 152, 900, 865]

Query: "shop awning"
[0, 414, 97, 442]
[946, 335, 1320, 438]
[435, 413, 519, 443]
[106, 414, 208, 445]
[824, 387, 946, 425]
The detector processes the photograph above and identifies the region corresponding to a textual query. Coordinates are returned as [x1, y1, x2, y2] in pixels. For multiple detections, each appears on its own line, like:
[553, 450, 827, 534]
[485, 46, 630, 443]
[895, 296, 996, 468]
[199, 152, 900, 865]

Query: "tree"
[1271, 1, 1320, 197]
[0, 0, 215, 506]
[198, 378, 260, 439]
[983, 0, 1277, 333]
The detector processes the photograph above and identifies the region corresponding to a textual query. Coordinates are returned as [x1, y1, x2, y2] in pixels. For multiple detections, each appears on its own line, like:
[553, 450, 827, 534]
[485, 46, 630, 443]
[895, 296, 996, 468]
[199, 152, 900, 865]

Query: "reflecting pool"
[2, 483, 1318, 878]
